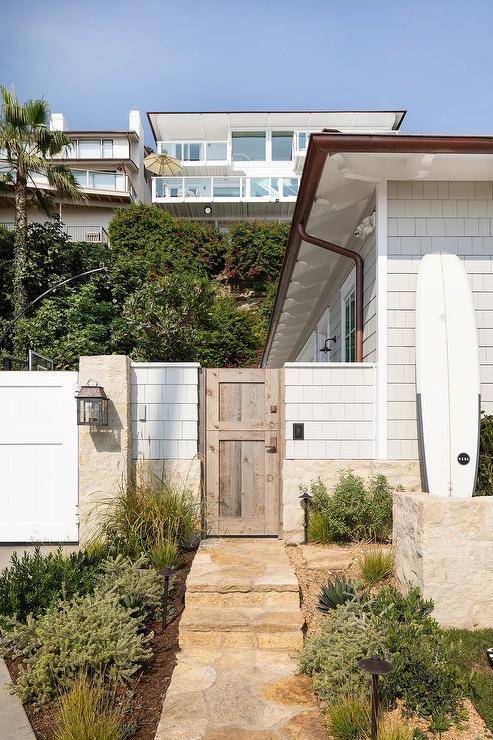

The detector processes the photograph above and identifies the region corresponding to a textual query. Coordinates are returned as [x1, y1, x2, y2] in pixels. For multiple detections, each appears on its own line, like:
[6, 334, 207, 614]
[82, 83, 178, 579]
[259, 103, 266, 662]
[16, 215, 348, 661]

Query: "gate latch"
[265, 436, 277, 453]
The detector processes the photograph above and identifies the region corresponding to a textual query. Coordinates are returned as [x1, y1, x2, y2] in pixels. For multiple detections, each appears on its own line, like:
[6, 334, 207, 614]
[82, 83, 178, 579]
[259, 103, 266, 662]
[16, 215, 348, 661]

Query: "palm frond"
[45, 129, 72, 157]
[0, 86, 29, 129]
[0, 171, 14, 193]
[30, 187, 56, 217]
[23, 98, 50, 128]
[46, 163, 86, 202]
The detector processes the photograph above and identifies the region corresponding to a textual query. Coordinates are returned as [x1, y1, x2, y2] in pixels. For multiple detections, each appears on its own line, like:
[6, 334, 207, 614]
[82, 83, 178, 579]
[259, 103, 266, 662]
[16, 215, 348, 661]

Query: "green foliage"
[99, 472, 200, 561]
[0, 546, 102, 623]
[53, 677, 125, 740]
[1, 591, 152, 705]
[3, 209, 285, 367]
[443, 627, 493, 731]
[307, 510, 334, 545]
[358, 548, 394, 587]
[370, 588, 465, 732]
[307, 471, 394, 543]
[299, 600, 388, 703]
[149, 538, 182, 570]
[95, 555, 165, 622]
[475, 413, 493, 495]
[223, 220, 289, 293]
[326, 695, 371, 740]
[318, 577, 358, 613]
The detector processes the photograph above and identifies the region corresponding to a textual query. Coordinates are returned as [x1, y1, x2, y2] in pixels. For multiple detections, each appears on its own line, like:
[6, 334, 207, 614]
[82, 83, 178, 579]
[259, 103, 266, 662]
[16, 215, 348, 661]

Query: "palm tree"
[0, 86, 84, 316]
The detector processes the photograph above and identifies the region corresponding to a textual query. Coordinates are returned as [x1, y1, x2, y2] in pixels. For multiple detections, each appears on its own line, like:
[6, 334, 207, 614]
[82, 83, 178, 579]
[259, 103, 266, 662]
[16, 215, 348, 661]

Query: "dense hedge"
[1, 205, 288, 368]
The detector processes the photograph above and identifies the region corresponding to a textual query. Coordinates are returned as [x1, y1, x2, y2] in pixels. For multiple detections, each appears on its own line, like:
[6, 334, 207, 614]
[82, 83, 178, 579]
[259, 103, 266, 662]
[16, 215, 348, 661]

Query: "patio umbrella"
[143, 152, 182, 176]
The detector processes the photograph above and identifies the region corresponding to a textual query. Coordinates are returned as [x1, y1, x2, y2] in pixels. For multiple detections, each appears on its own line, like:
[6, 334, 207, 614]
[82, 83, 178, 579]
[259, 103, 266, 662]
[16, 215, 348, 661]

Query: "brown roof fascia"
[261, 132, 493, 366]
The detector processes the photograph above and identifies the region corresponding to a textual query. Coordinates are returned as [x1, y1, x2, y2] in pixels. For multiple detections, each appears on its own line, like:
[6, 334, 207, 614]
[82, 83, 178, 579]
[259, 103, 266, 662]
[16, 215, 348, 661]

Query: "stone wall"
[282, 458, 421, 543]
[78, 355, 131, 544]
[394, 490, 493, 628]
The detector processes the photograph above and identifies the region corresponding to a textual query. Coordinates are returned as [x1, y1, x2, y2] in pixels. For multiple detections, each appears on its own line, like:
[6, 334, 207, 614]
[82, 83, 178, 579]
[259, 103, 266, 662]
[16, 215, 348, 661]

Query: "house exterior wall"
[387, 180, 493, 459]
[294, 203, 377, 364]
[284, 363, 376, 460]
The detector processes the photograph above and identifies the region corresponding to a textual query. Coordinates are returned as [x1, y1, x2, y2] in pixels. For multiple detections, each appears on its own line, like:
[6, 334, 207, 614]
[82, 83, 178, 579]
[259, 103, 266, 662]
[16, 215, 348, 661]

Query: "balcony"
[153, 176, 299, 202]
[158, 141, 228, 165]
[0, 222, 109, 243]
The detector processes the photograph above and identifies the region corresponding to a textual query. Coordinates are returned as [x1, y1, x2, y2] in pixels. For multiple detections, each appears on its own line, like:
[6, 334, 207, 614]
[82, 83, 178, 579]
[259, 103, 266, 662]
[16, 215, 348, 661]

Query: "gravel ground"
[286, 542, 492, 739]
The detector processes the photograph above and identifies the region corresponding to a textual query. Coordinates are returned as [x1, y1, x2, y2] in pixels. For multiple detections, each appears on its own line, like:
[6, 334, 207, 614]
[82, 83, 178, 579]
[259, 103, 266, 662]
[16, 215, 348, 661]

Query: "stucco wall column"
[78, 355, 131, 544]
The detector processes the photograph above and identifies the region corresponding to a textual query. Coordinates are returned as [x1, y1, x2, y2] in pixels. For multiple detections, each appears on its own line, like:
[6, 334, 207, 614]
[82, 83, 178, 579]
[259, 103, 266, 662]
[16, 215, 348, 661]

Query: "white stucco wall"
[387, 180, 493, 459]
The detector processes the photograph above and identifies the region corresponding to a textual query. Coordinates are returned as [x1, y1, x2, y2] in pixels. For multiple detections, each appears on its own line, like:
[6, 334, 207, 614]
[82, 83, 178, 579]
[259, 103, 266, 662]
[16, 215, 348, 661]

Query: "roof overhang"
[66, 130, 139, 142]
[146, 110, 406, 143]
[262, 133, 493, 367]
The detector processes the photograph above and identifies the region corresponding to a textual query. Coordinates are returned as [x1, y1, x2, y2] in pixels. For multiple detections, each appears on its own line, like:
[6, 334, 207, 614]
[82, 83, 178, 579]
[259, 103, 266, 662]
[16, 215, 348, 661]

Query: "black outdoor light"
[319, 335, 337, 353]
[158, 566, 177, 629]
[358, 655, 393, 740]
[299, 489, 312, 545]
[75, 380, 109, 427]
[204, 205, 212, 215]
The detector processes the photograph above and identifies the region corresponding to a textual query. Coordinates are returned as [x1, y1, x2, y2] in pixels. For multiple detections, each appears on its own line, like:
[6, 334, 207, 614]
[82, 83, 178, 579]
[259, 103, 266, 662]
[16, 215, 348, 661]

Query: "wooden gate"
[204, 368, 281, 536]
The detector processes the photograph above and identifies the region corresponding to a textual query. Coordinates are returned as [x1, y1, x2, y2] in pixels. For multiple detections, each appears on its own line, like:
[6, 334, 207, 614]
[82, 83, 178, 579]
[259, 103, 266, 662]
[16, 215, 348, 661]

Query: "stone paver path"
[155, 538, 326, 739]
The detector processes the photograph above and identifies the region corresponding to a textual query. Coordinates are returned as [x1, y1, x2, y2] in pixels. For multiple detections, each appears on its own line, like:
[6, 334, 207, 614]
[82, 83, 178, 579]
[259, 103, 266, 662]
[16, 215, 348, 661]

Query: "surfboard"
[416, 253, 480, 498]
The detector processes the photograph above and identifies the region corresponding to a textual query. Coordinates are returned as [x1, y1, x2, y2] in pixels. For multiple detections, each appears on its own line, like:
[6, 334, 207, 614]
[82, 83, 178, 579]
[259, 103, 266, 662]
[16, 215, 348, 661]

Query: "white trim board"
[376, 180, 388, 459]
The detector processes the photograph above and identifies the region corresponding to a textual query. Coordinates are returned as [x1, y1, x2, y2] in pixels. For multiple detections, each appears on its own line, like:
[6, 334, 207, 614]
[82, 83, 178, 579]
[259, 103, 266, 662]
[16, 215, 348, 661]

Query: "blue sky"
[1, 0, 492, 144]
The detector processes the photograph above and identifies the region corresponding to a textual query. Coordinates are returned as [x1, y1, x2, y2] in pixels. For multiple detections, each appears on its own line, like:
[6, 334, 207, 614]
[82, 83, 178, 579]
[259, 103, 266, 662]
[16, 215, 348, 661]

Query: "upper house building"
[147, 110, 405, 224]
[0, 110, 151, 243]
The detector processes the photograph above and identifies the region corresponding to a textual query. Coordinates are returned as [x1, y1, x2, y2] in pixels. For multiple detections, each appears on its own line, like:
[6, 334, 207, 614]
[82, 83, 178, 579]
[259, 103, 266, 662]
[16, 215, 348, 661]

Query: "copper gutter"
[297, 222, 364, 362]
[262, 132, 493, 366]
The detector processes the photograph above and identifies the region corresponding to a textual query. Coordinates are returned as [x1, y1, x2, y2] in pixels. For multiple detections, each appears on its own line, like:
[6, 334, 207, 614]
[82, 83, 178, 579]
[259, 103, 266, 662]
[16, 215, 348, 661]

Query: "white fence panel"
[0, 372, 79, 542]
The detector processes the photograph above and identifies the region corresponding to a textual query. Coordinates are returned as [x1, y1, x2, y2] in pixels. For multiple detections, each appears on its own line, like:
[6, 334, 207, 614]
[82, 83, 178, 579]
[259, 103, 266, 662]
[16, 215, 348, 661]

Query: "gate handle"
[265, 436, 277, 453]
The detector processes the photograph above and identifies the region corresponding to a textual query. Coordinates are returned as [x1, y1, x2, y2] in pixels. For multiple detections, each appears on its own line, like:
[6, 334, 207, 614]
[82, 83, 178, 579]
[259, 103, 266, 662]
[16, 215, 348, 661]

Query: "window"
[182, 143, 203, 162]
[344, 290, 356, 362]
[250, 177, 279, 198]
[297, 132, 308, 150]
[102, 139, 113, 158]
[206, 142, 228, 161]
[232, 131, 266, 161]
[89, 171, 116, 190]
[271, 131, 293, 161]
[78, 139, 102, 158]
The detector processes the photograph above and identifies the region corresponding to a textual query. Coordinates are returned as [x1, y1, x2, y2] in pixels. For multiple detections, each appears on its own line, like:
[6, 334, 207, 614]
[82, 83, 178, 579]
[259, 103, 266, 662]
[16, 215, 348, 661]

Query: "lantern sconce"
[75, 379, 109, 427]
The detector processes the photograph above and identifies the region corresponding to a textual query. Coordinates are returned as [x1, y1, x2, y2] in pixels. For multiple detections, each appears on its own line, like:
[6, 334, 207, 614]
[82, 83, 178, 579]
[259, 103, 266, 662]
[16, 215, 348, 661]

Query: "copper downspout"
[297, 222, 364, 363]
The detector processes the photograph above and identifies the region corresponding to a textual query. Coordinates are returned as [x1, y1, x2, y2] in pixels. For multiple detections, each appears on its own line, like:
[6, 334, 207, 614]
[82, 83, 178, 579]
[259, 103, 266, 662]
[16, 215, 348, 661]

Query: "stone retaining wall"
[394, 490, 493, 628]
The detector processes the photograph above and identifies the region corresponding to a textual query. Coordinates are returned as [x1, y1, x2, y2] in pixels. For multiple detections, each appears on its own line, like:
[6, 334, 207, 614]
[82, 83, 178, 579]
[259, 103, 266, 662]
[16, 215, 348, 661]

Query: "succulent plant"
[317, 576, 358, 613]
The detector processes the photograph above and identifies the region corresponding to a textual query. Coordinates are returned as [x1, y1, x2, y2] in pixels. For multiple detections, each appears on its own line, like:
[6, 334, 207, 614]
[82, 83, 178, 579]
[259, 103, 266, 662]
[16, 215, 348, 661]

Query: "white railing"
[153, 176, 299, 202]
[0, 222, 108, 243]
[157, 140, 229, 164]
[27, 169, 130, 194]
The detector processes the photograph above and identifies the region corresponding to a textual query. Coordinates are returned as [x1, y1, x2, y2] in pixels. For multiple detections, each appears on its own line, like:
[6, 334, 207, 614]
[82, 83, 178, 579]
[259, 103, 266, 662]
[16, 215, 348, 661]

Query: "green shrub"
[99, 472, 199, 560]
[1, 592, 152, 705]
[53, 677, 124, 740]
[318, 577, 358, 613]
[223, 220, 289, 293]
[0, 547, 102, 623]
[326, 695, 370, 740]
[358, 548, 394, 587]
[307, 471, 394, 543]
[475, 413, 493, 496]
[149, 538, 182, 570]
[370, 588, 466, 732]
[307, 510, 334, 544]
[299, 600, 388, 703]
[95, 555, 165, 622]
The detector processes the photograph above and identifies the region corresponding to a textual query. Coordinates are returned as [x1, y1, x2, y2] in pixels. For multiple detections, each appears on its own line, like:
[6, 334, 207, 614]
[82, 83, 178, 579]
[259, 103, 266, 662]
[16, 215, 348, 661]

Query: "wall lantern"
[75, 380, 109, 427]
[319, 336, 337, 353]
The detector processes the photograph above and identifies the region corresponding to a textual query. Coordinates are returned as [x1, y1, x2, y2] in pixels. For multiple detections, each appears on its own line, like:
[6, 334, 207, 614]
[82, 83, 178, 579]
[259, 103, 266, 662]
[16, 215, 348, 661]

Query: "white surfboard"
[416, 253, 480, 498]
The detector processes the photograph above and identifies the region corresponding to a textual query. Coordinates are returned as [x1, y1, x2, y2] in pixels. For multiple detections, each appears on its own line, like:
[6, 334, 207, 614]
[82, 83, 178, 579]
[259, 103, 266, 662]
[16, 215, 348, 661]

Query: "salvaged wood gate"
[204, 368, 282, 536]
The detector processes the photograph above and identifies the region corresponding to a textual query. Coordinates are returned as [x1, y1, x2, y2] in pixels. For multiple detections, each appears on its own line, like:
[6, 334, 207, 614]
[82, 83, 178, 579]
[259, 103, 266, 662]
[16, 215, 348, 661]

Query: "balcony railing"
[27, 169, 129, 194]
[153, 176, 299, 202]
[0, 222, 108, 243]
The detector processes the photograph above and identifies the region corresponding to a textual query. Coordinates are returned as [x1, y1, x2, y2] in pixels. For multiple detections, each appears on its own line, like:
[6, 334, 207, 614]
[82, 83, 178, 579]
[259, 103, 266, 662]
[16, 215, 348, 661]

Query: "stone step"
[180, 606, 303, 634]
[179, 629, 304, 651]
[185, 589, 300, 610]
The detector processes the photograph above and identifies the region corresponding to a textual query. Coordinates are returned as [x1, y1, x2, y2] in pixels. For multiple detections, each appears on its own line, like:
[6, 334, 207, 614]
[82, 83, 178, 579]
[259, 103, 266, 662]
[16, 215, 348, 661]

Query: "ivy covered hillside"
[0, 205, 289, 368]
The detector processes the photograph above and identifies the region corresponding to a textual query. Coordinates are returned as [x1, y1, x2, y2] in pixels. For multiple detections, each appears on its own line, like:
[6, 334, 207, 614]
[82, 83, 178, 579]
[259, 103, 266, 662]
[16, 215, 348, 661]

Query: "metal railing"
[153, 176, 299, 202]
[0, 223, 108, 243]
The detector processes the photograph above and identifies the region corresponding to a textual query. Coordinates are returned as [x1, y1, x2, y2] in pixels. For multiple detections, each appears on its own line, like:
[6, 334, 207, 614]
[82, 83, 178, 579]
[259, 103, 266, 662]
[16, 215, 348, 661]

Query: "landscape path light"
[158, 566, 178, 630]
[299, 489, 312, 545]
[357, 654, 393, 740]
